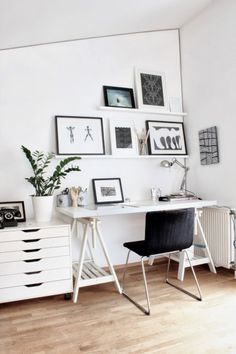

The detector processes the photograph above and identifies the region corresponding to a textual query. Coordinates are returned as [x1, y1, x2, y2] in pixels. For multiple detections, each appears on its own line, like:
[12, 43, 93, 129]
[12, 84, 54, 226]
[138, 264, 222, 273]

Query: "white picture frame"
[109, 119, 138, 156]
[135, 68, 168, 111]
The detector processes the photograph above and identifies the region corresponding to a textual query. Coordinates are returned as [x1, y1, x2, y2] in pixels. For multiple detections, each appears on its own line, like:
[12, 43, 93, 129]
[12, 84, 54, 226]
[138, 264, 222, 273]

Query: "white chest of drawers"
[0, 219, 72, 303]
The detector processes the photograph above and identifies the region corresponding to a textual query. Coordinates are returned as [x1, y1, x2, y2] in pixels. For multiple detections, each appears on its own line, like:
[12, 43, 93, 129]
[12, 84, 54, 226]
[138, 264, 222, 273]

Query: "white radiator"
[195, 207, 234, 269]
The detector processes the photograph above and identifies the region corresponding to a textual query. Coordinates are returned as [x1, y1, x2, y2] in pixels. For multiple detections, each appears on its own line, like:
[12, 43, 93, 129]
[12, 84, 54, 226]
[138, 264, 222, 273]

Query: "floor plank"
[0, 261, 236, 354]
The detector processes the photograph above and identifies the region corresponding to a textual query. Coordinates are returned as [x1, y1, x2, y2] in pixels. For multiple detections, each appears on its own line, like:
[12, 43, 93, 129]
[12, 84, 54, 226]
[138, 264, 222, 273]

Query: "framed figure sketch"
[146, 120, 187, 155]
[135, 69, 168, 111]
[55, 116, 105, 155]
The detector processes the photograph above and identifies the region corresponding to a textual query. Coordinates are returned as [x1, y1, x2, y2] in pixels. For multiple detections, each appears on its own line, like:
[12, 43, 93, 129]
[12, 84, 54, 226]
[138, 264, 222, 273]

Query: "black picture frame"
[0, 201, 26, 222]
[55, 116, 105, 155]
[103, 86, 135, 109]
[92, 178, 124, 204]
[146, 120, 187, 156]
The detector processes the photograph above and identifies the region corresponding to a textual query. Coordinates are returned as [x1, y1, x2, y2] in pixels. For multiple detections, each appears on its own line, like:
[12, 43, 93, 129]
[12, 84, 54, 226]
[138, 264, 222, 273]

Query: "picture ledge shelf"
[55, 155, 189, 160]
[99, 106, 187, 117]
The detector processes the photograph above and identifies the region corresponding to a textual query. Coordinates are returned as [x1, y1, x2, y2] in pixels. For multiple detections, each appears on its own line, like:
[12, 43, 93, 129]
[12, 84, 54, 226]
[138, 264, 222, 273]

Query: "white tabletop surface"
[56, 199, 217, 219]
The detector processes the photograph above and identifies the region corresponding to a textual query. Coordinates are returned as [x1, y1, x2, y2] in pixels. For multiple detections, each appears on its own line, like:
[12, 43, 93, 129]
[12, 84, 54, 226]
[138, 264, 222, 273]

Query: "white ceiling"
[0, 0, 214, 49]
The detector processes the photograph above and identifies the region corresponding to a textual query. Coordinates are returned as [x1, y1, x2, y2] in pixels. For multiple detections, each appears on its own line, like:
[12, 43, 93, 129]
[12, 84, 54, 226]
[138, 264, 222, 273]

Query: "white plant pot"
[32, 196, 54, 222]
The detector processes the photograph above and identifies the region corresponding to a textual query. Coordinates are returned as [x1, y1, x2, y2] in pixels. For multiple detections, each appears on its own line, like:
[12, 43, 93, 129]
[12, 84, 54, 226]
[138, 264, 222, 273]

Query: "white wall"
[0, 29, 184, 265]
[180, 0, 236, 208]
[0, 0, 213, 49]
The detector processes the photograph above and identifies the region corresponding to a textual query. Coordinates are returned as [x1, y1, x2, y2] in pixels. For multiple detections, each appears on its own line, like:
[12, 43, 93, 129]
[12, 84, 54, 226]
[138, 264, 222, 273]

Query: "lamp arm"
[180, 167, 190, 192]
[171, 158, 187, 171]
[171, 159, 190, 192]
[180, 172, 187, 191]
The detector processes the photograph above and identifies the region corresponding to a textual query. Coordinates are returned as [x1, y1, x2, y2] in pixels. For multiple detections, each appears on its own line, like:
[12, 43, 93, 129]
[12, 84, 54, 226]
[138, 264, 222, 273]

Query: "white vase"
[32, 196, 54, 222]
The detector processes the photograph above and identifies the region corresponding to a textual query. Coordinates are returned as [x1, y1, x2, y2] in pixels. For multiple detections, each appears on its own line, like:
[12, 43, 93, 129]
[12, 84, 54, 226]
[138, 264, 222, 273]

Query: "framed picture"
[199, 126, 219, 165]
[55, 116, 105, 155]
[135, 69, 168, 111]
[0, 201, 26, 222]
[146, 120, 187, 156]
[109, 119, 138, 156]
[92, 178, 124, 204]
[103, 86, 135, 109]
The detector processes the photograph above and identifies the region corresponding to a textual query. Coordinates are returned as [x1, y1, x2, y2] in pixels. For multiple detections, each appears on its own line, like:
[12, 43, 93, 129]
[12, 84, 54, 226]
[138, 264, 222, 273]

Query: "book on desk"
[159, 194, 199, 202]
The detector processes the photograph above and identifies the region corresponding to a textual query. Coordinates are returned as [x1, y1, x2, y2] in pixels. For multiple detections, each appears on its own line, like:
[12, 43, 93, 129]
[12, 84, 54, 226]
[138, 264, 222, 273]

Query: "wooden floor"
[1, 261, 236, 354]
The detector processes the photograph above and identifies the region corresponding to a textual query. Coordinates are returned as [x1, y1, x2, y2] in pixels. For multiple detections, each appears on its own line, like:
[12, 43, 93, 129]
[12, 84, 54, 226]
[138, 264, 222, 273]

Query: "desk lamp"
[160, 158, 189, 195]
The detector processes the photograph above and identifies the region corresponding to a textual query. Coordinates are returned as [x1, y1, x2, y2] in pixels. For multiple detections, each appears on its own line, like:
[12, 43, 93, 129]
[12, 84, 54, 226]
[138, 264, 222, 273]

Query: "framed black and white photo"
[103, 86, 135, 109]
[0, 201, 26, 222]
[92, 178, 124, 204]
[109, 119, 138, 156]
[146, 120, 187, 155]
[55, 116, 105, 155]
[135, 69, 168, 111]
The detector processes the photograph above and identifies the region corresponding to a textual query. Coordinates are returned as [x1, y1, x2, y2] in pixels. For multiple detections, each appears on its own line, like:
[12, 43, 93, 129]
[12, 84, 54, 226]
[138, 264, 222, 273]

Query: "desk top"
[57, 199, 217, 219]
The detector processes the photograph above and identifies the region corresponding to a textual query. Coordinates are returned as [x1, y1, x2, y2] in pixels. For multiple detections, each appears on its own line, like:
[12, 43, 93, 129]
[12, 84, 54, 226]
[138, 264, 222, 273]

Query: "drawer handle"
[23, 239, 40, 243]
[24, 259, 41, 263]
[23, 249, 41, 253]
[24, 271, 42, 275]
[25, 283, 42, 288]
[22, 229, 40, 233]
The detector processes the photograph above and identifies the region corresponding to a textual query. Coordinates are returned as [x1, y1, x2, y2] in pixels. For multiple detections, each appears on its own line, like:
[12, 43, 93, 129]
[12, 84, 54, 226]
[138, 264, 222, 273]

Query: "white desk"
[57, 199, 217, 303]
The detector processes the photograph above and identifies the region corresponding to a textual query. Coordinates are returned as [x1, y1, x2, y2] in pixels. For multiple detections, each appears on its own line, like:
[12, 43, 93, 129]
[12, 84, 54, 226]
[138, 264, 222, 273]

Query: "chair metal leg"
[185, 250, 203, 300]
[122, 250, 131, 290]
[122, 253, 151, 315]
[166, 251, 202, 301]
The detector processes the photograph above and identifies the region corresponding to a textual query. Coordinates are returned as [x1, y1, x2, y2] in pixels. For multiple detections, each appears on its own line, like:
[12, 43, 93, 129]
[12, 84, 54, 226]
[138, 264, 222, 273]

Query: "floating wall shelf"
[55, 155, 189, 160]
[99, 106, 187, 117]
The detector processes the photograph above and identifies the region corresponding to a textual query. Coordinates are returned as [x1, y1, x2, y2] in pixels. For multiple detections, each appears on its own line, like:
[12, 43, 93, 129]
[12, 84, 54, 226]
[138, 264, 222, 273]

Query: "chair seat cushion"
[123, 240, 182, 257]
[123, 240, 147, 256]
[123, 240, 163, 257]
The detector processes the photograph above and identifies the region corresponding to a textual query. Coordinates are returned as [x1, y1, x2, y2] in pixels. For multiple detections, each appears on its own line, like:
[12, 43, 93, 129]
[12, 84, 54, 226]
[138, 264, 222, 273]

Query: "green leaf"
[22, 146, 81, 196]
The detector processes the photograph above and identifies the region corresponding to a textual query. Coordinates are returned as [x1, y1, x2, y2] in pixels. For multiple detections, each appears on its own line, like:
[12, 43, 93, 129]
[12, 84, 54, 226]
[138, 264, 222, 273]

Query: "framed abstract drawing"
[135, 69, 168, 111]
[146, 120, 187, 155]
[55, 116, 105, 155]
[103, 86, 135, 109]
[92, 178, 124, 204]
[109, 119, 138, 156]
[199, 126, 219, 165]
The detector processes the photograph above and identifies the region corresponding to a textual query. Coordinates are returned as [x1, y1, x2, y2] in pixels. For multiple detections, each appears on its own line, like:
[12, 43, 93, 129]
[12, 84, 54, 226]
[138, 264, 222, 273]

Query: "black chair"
[122, 208, 202, 315]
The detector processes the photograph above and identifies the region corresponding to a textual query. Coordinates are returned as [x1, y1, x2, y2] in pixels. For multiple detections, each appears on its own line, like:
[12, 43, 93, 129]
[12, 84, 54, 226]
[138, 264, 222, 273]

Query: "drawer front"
[0, 256, 71, 276]
[0, 268, 71, 289]
[0, 279, 72, 303]
[0, 236, 69, 252]
[0, 246, 69, 263]
[0, 226, 70, 242]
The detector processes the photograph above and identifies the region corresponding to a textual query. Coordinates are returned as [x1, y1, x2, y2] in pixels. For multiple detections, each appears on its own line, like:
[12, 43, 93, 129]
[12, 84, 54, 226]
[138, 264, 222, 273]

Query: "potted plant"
[22, 145, 81, 222]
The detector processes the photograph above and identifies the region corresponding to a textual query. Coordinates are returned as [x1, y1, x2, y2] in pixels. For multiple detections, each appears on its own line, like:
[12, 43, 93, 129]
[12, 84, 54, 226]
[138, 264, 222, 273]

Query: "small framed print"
[0, 201, 26, 222]
[146, 120, 187, 156]
[199, 126, 219, 165]
[55, 116, 105, 155]
[103, 86, 135, 109]
[135, 69, 168, 111]
[109, 119, 138, 156]
[92, 178, 124, 204]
